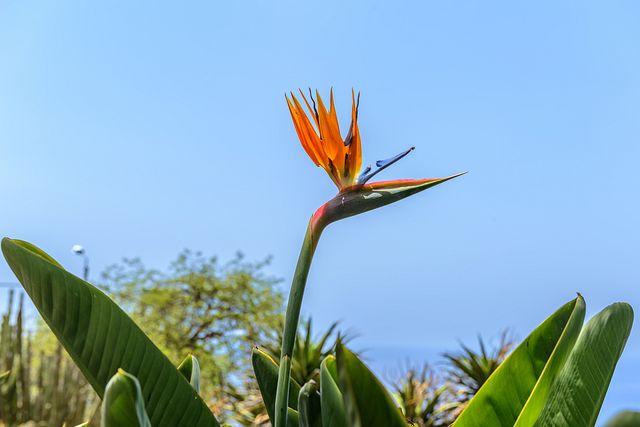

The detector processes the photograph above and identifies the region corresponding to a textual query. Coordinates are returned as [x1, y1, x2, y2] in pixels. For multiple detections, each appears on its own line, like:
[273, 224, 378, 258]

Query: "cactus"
[0, 290, 95, 426]
[16, 293, 31, 422]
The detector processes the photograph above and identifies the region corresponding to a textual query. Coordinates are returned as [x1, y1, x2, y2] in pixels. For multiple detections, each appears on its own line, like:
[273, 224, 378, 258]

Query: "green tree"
[100, 249, 284, 416]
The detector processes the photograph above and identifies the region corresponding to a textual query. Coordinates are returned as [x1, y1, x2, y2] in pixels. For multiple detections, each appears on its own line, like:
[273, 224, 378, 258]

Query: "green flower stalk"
[274, 89, 463, 427]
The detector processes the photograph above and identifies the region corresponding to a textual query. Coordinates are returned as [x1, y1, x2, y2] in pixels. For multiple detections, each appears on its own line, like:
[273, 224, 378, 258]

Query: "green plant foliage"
[444, 332, 512, 400]
[319, 356, 347, 427]
[251, 346, 300, 426]
[1, 241, 635, 427]
[335, 342, 408, 427]
[1, 238, 219, 427]
[263, 318, 350, 387]
[392, 364, 456, 427]
[290, 320, 347, 386]
[534, 303, 634, 427]
[453, 296, 634, 427]
[453, 296, 585, 427]
[178, 354, 201, 393]
[102, 369, 151, 427]
[238, 318, 348, 426]
[298, 380, 322, 427]
[604, 411, 640, 427]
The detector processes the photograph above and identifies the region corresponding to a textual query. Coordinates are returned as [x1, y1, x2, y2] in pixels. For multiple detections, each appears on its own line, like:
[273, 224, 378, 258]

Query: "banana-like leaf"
[319, 356, 348, 427]
[604, 411, 640, 427]
[251, 346, 300, 426]
[335, 342, 407, 427]
[534, 303, 634, 427]
[298, 380, 322, 427]
[1, 238, 219, 427]
[178, 354, 201, 393]
[454, 296, 585, 427]
[102, 369, 151, 427]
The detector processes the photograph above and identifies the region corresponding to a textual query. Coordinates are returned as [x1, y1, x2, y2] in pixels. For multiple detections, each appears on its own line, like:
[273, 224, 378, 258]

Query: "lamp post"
[71, 244, 89, 281]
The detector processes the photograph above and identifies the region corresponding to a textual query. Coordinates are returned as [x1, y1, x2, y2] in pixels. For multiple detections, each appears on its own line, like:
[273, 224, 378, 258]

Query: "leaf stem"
[274, 211, 327, 427]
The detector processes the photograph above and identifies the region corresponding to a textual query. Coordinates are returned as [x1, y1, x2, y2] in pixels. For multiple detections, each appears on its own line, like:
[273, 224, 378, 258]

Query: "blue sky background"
[1, 0, 639, 423]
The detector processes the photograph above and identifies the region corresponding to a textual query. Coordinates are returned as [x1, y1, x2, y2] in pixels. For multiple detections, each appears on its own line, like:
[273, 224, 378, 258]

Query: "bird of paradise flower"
[274, 89, 464, 427]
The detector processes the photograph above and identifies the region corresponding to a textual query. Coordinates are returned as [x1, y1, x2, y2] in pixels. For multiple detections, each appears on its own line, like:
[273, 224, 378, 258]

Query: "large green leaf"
[102, 369, 151, 427]
[453, 296, 585, 427]
[319, 356, 348, 427]
[604, 411, 640, 427]
[178, 354, 201, 393]
[1, 238, 219, 427]
[298, 380, 322, 427]
[335, 342, 407, 427]
[251, 346, 300, 426]
[534, 303, 634, 427]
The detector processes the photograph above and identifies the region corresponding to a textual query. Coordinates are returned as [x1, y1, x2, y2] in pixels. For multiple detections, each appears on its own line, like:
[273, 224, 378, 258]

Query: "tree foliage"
[100, 250, 284, 409]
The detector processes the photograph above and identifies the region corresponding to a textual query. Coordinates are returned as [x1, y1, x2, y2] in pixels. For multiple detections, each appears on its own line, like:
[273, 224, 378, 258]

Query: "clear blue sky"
[1, 0, 638, 422]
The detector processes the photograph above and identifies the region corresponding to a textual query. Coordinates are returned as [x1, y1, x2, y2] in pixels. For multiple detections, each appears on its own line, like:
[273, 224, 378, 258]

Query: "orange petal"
[298, 89, 321, 131]
[287, 95, 324, 167]
[315, 91, 343, 163]
[344, 90, 362, 183]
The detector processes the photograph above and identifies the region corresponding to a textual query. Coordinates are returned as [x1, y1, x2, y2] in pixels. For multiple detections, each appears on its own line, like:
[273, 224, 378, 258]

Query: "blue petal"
[357, 147, 415, 184]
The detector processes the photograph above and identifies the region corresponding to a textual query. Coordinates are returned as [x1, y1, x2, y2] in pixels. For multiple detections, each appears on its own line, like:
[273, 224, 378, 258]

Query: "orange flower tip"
[357, 146, 416, 185]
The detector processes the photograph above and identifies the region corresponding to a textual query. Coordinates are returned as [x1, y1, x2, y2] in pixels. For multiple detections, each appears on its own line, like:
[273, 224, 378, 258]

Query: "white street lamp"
[71, 244, 89, 281]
